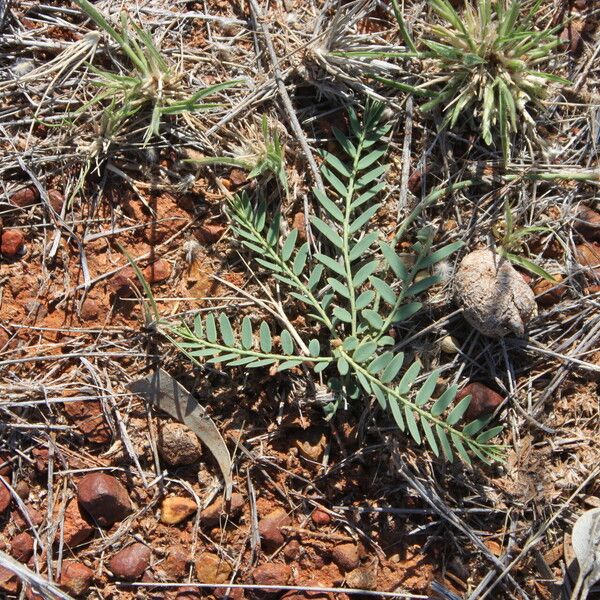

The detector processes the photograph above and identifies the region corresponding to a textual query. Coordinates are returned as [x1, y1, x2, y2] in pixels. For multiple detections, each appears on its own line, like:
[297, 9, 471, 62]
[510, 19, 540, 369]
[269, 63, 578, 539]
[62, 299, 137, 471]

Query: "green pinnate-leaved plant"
[164, 102, 504, 464]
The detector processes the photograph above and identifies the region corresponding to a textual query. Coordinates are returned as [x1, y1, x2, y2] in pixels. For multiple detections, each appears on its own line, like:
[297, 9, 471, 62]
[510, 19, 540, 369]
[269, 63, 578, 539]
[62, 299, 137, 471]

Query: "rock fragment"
[194, 552, 232, 584]
[574, 205, 600, 242]
[253, 563, 291, 589]
[10, 532, 34, 562]
[200, 492, 244, 528]
[10, 186, 39, 207]
[77, 473, 132, 527]
[158, 422, 202, 466]
[0, 481, 11, 513]
[160, 496, 197, 525]
[454, 249, 537, 338]
[1, 230, 25, 257]
[108, 543, 151, 580]
[59, 561, 94, 596]
[258, 508, 291, 551]
[62, 498, 95, 547]
[311, 509, 331, 527]
[331, 544, 360, 571]
[456, 382, 504, 421]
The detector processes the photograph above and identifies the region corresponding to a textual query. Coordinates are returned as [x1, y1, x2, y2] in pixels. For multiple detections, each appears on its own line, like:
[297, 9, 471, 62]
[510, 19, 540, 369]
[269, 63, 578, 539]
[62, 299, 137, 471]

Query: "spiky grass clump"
[74, 0, 239, 147]
[420, 0, 568, 160]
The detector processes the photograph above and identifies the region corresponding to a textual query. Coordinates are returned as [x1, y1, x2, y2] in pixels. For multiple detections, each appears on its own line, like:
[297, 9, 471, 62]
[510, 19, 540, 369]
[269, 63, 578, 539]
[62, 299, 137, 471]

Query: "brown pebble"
[0, 481, 10, 513]
[576, 242, 600, 277]
[258, 508, 291, 551]
[162, 545, 190, 580]
[143, 259, 171, 284]
[63, 400, 111, 444]
[311, 509, 331, 527]
[59, 561, 94, 596]
[61, 498, 95, 547]
[31, 447, 49, 473]
[80, 299, 101, 321]
[560, 23, 583, 54]
[109, 543, 151, 580]
[407, 169, 422, 194]
[197, 224, 226, 244]
[229, 168, 247, 186]
[532, 275, 566, 307]
[10, 186, 39, 207]
[253, 563, 291, 589]
[160, 496, 197, 525]
[0, 452, 12, 476]
[200, 492, 244, 528]
[331, 543, 359, 571]
[13, 505, 44, 531]
[158, 422, 202, 467]
[283, 539, 300, 561]
[194, 552, 232, 584]
[345, 566, 377, 590]
[10, 532, 34, 562]
[47, 189, 65, 213]
[176, 586, 203, 600]
[109, 267, 137, 295]
[456, 382, 504, 421]
[15, 480, 30, 500]
[77, 472, 132, 527]
[0, 565, 20, 593]
[574, 206, 600, 242]
[214, 586, 244, 600]
[1, 230, 25, 257]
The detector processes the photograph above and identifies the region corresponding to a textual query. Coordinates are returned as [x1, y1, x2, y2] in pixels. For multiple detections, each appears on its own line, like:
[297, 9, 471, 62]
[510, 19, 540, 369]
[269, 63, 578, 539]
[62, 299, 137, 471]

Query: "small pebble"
[10, 532, 34, 562]
[61, 498, 95, 547]
[160, 496, 197, 525]
[47, 189, 65, 213]
[143, 259, 171, 284]
[258, 508, 291, 551]
[574, 205, 600, 242]
[253, 563, 291, 589]
[194, 552, 232, 584]
[456, 382, 504, 422]
[197, 224, 226, 244]
[311, 509, 331, 527]
[331, 543, 360, 571]
[77, 472, 132, 527]
[80, 299, 101, 321]
[158, 422, 202, 467]
[59, 561, 94, 596]
[10, 186, 39, 207]
[0, 481, 10, 513]
[200, 492, 244, 528]
[1, 230, 26, 257]
[108, 543, 151, 580]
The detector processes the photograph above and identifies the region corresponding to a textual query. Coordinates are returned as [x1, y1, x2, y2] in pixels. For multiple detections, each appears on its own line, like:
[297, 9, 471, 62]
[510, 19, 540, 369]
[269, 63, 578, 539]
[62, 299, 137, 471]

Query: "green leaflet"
[259, 321, 272, 352]
[281, 228, 298, 262]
